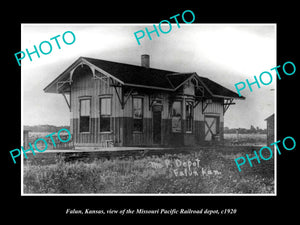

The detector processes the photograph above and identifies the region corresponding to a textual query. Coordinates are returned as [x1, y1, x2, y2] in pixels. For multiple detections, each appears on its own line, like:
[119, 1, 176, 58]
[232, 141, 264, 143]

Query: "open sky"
[22, 23, 276, 129]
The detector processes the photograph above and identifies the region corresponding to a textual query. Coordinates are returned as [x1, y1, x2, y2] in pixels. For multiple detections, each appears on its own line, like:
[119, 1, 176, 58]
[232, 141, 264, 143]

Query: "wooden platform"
[23, 145, 264, 165]
[23, 146, 190, 164]
[37, 146, 173, 153]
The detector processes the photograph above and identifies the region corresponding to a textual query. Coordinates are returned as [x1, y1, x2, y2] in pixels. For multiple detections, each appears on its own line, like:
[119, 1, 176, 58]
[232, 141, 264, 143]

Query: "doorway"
[204, 116, 219, 141]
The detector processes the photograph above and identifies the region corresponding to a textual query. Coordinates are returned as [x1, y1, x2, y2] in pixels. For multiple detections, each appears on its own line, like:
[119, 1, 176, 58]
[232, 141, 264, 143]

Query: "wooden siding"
[122, 92, 170, 119]
[266, 114, 274, 148]
[72, 117, 122, 146]
[194, 101, 224, 122]
[70, 65, 225, 147]
[71, 66, 123, 119]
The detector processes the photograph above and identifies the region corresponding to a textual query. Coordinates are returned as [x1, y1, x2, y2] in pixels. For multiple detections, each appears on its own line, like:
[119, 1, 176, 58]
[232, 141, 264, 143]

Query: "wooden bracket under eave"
[222, 98, 235, 115]
[61, 91, 71, 111]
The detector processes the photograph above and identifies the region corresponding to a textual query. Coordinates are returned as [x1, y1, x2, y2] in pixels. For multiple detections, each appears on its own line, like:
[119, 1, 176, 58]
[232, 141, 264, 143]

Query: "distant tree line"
[24, 125, 70, 132]
[224, 125, 267, 134]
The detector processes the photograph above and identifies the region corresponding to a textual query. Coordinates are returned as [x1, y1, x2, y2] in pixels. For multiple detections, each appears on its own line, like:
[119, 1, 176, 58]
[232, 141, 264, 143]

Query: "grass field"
[27, 131, 73, 150]
[224, 133, 267, 145]
[23, 147, 274, 194]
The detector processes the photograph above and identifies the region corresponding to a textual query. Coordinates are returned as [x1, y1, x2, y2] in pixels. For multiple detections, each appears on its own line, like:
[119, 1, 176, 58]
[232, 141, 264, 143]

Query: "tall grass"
[23, 150, 274, 194]
[224, 133, 267, 145]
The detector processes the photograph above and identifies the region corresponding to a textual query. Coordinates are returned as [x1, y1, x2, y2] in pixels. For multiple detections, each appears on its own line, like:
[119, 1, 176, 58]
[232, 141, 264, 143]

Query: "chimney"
[141, 54, 150, 68]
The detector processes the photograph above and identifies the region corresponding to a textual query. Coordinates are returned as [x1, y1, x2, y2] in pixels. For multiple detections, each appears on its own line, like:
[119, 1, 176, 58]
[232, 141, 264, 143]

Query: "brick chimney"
[141, 54, 150, 68]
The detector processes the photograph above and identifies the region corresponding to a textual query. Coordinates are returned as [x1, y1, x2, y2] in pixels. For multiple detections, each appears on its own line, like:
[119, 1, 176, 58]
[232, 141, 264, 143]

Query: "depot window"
[79, 98, 91, 133]
[100, 97, 112, 132]
[171, 101, 182, 133]
[186, 101, 193, 133]
[133, 97, 143, 132]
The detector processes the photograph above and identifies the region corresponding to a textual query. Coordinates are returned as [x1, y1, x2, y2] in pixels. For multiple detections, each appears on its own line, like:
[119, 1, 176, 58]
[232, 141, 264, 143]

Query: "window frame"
[171, 100, 183, 133]
[99, 96, 112, 133]
[79, 97, 91, 133]
[132, 97, 143, 133]
[185, 100, 194, 133]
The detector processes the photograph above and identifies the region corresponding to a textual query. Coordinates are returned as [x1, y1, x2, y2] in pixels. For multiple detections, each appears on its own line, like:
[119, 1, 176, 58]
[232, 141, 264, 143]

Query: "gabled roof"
[197, 76, 243, 99]
[83, 57, 175, 90]
[44, 56, 245, 99]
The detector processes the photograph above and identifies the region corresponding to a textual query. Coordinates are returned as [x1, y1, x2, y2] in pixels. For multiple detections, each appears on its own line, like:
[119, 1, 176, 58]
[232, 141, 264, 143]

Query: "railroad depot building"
[44, 55, 244, 148]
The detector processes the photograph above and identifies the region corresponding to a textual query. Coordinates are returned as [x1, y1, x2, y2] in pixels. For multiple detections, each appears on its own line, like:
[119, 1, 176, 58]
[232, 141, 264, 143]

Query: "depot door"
[204, 116, 219, 141]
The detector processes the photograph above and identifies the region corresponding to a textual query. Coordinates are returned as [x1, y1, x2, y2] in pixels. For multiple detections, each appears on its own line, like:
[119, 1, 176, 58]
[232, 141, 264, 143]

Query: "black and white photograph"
[21, 23, 276, 195]
[4, 4, 299, 221]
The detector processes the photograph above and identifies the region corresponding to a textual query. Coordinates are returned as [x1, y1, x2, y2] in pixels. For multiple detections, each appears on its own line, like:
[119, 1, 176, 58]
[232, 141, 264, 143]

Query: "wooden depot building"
[44, 55, 245, 148]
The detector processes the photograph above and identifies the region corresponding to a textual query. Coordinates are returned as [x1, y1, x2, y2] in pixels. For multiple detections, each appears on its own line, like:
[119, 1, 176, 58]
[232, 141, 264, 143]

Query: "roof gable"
[166, 73, 195, 89]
